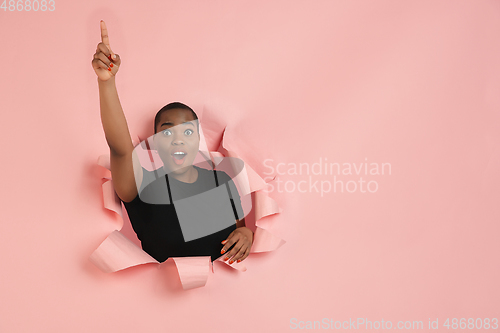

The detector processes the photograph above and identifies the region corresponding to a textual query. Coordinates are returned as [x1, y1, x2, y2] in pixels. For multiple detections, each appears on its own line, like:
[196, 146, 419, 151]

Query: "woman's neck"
[167, 166, 199, 183]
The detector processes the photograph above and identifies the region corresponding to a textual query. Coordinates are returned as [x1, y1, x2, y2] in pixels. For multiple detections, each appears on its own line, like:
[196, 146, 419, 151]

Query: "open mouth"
[172, 151, 187, 165]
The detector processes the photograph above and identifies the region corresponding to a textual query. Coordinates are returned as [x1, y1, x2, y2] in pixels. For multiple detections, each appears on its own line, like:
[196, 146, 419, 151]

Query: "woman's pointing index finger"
[100, 20, 114, 56]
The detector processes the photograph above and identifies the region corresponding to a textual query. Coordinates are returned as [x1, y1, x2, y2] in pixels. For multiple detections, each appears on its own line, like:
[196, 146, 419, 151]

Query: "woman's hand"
[220, 226, 254, 264]
[91, 20, 121, 81]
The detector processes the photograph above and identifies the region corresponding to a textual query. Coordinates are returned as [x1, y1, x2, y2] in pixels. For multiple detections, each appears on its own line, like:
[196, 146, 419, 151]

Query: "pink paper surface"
[1, 1, 499, 332]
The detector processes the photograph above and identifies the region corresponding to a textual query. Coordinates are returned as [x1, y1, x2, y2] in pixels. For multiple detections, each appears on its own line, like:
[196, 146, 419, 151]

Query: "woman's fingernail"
[107, 54, 112, 61]
[237, 260, 241, 263]
[108, 67, 111, 71]
[112, 54, 116, 59]
[221, 249, 225, 254]
[110, 63, 114, 68]
[224, 257, 229, 261]
[229, 260, 234, 264]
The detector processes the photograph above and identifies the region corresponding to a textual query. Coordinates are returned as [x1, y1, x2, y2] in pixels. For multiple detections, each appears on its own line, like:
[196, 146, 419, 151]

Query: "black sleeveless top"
[122, 166, 243, 262]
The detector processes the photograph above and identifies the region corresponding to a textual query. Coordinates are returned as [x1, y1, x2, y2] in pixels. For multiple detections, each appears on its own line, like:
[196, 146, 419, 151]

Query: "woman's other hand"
[91, 20, 121, 81]
[220, 226, 254, 264]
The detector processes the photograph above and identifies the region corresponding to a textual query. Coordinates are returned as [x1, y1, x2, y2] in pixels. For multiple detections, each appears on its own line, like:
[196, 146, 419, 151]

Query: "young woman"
[91, 20, 253, 264]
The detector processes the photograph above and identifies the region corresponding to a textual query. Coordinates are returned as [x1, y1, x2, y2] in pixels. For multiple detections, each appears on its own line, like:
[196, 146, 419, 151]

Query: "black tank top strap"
[213, 167, 239, 220]
[164, 174, 174, 205]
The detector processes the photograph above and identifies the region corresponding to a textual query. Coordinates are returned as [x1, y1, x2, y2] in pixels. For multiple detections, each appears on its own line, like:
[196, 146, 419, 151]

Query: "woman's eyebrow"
[160, 121, 195, 128]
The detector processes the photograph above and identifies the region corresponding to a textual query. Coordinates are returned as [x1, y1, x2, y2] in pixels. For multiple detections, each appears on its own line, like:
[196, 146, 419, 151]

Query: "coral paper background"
[0, 1, 499, 332]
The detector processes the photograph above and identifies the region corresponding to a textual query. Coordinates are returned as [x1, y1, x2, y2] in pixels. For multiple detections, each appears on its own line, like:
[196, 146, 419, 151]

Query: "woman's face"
[154, 108, 200, 175]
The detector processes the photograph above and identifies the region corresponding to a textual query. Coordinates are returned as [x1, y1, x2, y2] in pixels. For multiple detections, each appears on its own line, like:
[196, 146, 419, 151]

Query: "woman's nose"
[171, 133, 184, 145]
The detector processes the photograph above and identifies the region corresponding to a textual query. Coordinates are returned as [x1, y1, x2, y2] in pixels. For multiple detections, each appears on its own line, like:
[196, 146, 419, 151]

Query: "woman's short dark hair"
[154, 102, 198, 133]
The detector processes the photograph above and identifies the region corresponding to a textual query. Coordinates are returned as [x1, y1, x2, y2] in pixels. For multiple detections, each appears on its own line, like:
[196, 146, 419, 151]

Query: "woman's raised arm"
[92, 20, 142, 202]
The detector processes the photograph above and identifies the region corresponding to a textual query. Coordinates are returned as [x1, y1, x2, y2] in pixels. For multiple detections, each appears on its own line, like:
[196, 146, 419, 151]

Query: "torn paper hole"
[90, 118, 285, 290]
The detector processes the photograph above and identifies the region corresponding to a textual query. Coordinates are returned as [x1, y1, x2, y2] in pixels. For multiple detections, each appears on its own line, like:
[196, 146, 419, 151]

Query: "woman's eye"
[162, 129, 172, 136]
[184, 129, 194, 136]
